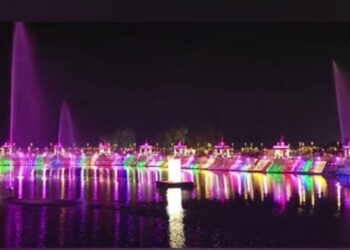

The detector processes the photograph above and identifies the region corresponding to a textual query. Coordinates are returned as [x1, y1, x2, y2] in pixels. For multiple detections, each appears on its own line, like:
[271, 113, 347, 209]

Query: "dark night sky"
[1, 23, 350, 146]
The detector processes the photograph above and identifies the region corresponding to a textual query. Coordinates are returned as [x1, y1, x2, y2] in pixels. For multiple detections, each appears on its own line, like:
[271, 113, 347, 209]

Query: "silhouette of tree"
[100, 129, 136, 148]
[187, 126, 223, 148]
[161, 127, 188, 148]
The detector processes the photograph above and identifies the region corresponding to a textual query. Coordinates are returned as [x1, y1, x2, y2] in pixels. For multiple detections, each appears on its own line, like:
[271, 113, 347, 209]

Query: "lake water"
[0, 167, 349, 247]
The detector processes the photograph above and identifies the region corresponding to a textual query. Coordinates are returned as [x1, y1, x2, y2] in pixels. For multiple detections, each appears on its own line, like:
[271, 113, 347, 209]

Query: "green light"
[302, 160, 313, 173]
[268, 173, 283, 182]
[191, 163, 199, 169]
[0, 158, 12, 174]
[267, 163, 283, 173]
[80, 156, 87, 168]
[123, 155, 136, 167]
[302, 175, 314, 191]
[136, 160, 146, 168]
[35, 156, 44, 171]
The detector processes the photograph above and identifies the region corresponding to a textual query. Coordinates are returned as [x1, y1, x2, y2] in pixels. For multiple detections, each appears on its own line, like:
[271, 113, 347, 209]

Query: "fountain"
[58, 101, 75, 147]
[333, 60, 350, 144]
[10, 22, 48, 147]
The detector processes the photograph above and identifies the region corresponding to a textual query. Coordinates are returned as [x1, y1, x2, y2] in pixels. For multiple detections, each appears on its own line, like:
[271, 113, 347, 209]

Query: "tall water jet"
[58, 101, 75, 147]
[10, 22, 45, 147]
[333, 60, 350, 144]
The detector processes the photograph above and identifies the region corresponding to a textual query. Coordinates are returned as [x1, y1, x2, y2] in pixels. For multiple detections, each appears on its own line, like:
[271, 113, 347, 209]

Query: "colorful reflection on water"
[0, 167, 350, 247]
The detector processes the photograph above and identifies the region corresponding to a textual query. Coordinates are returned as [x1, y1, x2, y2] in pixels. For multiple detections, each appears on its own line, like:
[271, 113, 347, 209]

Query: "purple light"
[333, 61, 350, 144]
[10, 22, 50, 147]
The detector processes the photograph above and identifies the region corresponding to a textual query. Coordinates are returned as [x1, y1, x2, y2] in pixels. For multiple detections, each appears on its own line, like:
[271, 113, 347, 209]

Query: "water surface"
[0, 167, 349, 247]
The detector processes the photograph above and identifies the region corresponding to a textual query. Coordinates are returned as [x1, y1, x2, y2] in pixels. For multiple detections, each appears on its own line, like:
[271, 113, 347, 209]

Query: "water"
[0, 168, 349, 247]
[9, 22, 53, 147]
[333, 60, 350, 144]
[58, 101, 75, 147]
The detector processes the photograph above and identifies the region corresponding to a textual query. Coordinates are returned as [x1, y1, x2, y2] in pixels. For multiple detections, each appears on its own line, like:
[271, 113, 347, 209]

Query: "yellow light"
[168, 158, 182, 182]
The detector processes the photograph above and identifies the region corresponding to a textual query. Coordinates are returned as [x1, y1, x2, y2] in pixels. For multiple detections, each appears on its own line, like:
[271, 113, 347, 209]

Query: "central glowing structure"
[168, 158, 182, 182]
[156, 158, 194, 189]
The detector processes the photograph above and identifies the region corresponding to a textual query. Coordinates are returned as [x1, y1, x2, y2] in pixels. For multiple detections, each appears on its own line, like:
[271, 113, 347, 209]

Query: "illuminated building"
[139, 140, 152, 155]
[343, 141, 350, 159]
[273, 137, 290, 159]
[213, 138, 231, 158]
[173, 140, 189, 157]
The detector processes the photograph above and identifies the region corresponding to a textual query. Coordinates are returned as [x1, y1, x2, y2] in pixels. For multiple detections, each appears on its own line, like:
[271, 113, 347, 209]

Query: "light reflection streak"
[0, 166, 343, 217]
[106, 170, 111, 202]
[236, 173, 242, 196]
[3, 165, 333, 206]
[60, 171, 65, 199]
[311, 191, 315, 208]
[42, 176, 47, 199]
[80, 171, 85, 200]
[80, 168, 85, 184]
[302, 183, 306, 205]
[166, 188, 185, 248]
[93, 170, 98, 201]
[343, 188, 350, 209]
[223, 175, 229, 200]
[337, 182, 342, 211]
[194, 171, 201, 199]
[30, 177, 35, 199]
[18, 177, 23, 199]
[298, 177, 303, 206]
[137, 169, 142, 202]
[68, 174, 74, 199]
[126, 168, 131, 202]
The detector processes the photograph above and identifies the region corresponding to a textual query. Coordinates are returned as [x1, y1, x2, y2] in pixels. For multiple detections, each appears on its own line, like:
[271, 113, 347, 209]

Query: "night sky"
[0, 23, 349, 146]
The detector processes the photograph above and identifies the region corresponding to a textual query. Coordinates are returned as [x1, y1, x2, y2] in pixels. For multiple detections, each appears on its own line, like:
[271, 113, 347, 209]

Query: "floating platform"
[156, 180, 194, 190]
